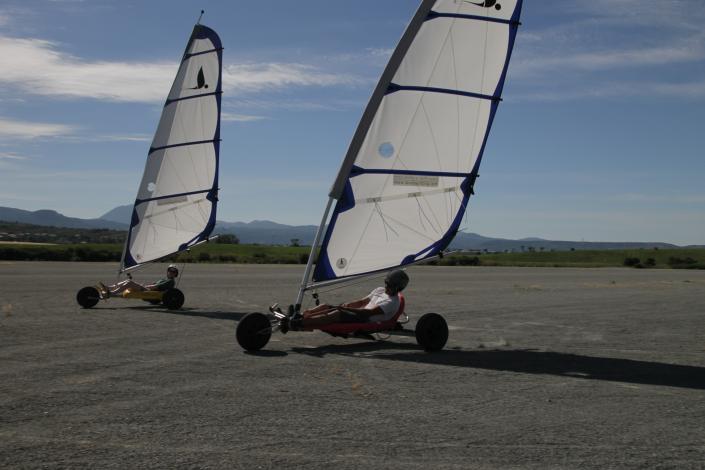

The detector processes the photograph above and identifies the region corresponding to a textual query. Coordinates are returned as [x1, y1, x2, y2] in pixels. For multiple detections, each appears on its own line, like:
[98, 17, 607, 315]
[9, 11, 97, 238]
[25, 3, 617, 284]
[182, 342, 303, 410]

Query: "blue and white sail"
[309, 0, 522, 285]
[121, 24, 222, 272]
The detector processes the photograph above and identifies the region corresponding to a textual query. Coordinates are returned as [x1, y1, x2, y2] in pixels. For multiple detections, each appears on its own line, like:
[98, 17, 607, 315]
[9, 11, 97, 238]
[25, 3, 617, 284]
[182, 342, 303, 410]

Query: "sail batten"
[120, 23, 222, 272]
[309, 0, 522, 284]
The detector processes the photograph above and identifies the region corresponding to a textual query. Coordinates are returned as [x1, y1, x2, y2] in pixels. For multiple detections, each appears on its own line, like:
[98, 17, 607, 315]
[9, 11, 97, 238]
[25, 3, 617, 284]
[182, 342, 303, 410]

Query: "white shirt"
[364, 287, 400, 322]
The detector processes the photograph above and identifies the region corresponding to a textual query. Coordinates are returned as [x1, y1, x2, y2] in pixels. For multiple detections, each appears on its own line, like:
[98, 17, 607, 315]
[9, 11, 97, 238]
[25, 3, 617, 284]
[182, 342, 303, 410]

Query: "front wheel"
[415, 313, 448, 351]
[76, 286, 100, 309]
[162, 288, 184, 310]
[236, 313, 272, 351]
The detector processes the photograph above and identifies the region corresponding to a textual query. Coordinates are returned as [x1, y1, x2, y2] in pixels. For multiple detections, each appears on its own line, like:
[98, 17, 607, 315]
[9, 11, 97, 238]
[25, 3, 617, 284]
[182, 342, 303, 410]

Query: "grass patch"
[1, 243, 703, 269]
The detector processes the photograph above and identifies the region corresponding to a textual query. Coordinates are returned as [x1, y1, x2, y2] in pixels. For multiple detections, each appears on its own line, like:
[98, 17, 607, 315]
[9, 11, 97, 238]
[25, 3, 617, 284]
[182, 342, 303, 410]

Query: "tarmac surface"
[1, 261, 705, 469]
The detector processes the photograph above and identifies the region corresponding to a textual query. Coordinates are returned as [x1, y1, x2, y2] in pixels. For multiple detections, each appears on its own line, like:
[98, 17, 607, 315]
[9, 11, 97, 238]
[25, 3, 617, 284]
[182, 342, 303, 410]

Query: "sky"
[0, 0, 703, 245]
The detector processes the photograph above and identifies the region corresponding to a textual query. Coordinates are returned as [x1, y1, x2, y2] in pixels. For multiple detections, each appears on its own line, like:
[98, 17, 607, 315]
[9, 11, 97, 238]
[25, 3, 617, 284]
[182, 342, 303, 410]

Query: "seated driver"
[98, 265, 178, 298]
[276, 270, 409, 332]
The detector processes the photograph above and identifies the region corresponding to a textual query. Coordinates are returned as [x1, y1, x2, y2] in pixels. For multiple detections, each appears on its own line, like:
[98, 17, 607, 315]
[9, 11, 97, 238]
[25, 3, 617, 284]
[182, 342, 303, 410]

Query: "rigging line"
[419, 98, 448, 229]
[324, 2, 454, 272]
[185, 141, 201, 191]
[380, 6, 460, 209]
[374, 202, 393, 242]
[415, 195, 439, 235]
[170, 115, 200, 192]
[449, 18, 461, 219]
[378, 209, 439, 244]
[464, 13, 491, 221]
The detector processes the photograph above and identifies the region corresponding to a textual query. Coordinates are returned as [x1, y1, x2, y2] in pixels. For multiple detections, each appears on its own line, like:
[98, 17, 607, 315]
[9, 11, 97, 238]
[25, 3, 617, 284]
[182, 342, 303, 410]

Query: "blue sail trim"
[122, 23, 223, 272]
[351, 166, 469, 178]
[312, 181, 355, 282]
[183, 47, 223, 61]
[311, 1, 522, 283]
[386, 83, 500, 102]
[426, 11, 520, 26]
[149, 139, 219, 155]
[165, 90, 222, 107]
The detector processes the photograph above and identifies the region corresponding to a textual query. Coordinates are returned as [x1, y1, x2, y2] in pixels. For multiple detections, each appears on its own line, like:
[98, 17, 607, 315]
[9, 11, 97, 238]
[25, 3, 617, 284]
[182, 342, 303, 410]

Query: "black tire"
[77, 286, 100, 309]
[236, 312, 272, 351]
[162, 288, 185, 310]
[415, 313, 448, 351]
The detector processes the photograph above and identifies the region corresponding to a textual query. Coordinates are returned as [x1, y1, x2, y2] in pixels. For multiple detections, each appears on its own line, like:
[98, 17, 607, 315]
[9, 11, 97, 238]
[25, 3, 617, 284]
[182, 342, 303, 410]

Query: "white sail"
[121, 24, 223, 272]
[311, 0, 522, 284]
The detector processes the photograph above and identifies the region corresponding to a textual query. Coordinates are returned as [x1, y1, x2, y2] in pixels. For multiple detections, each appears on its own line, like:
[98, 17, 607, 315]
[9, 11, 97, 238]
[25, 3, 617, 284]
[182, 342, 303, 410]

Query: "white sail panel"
[312, 0, 521, 282]
[122, 24, 222, 271]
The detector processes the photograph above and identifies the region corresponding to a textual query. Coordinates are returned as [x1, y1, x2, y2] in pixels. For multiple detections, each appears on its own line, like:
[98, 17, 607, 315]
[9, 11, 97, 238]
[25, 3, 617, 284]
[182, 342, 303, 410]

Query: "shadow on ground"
[88, 305, 250, 321]
[292, 342, 705, 390]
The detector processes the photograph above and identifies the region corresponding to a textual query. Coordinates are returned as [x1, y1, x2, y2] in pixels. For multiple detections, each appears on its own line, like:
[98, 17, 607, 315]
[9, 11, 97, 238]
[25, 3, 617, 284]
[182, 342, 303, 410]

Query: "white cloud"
[512, 79, 705, 101]
[221, 112, 266, 122]
[0, 117, 77, 139]
[0, 35, 361, 104]
[222, 63, 361, 92]
[513, 42, 705, 77]
[0, 152, 28, 160]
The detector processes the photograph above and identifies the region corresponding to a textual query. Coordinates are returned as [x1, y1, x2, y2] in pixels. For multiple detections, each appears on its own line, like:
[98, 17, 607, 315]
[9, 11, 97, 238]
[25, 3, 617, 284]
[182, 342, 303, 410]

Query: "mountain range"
[1, 205, 700, 251]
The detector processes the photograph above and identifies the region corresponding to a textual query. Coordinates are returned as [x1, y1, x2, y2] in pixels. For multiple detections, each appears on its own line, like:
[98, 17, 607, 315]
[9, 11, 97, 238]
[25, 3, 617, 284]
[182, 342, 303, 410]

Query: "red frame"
[318, 293, 406, 335]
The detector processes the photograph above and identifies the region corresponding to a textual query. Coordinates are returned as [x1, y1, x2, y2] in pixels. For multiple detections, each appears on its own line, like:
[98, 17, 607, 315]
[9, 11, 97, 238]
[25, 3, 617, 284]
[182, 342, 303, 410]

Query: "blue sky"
[0, 0, 703, 245]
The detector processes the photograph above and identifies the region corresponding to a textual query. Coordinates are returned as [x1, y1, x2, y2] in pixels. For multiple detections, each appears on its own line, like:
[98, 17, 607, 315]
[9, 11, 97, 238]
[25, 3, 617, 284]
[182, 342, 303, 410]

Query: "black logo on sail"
[464, 0, 502, 10]
[190, 67, 208, 89]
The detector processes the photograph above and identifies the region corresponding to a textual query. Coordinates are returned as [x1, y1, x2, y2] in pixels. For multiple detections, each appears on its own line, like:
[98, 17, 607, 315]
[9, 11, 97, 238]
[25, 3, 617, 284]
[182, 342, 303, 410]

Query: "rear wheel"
[236, 312, 272, 351]
[162, 288, 184, 310]
[415, 313, 448, 351]
[76, 286, 100, 309]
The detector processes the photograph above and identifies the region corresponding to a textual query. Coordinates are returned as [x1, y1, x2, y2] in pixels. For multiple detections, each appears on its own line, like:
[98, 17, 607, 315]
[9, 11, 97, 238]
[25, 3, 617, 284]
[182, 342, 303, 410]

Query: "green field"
[442, 248, 705, 269]
[0, 242, 310, 264]
[1, 242, 703, 269]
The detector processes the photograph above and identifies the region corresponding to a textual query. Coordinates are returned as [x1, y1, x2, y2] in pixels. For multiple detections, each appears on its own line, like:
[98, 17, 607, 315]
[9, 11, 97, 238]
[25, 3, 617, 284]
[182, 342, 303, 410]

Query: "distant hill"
[99, 205, 132, 224]
[0, 205, 695, 250]
[0, 206, 127, 230]
[214, 220, 318, 245]
[448, 232, 678, 252]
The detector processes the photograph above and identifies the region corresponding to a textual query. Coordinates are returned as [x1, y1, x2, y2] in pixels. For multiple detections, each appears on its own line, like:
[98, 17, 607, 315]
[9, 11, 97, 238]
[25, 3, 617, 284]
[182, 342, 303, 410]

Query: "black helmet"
[385, 270, 409, 293]
[167, 264, 179, 276]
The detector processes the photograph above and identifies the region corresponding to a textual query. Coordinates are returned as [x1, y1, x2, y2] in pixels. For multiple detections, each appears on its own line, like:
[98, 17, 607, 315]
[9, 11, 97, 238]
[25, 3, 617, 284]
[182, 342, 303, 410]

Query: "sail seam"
[426, 12, 520, 26]
[165, 91, 222, 106]
[149, 139, 219, 154]
[386, 83, 500, 102]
